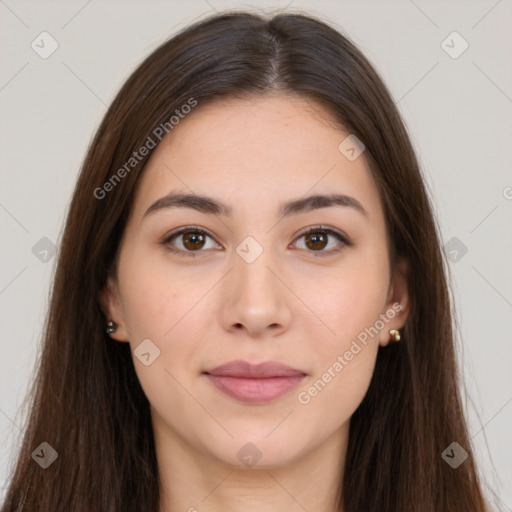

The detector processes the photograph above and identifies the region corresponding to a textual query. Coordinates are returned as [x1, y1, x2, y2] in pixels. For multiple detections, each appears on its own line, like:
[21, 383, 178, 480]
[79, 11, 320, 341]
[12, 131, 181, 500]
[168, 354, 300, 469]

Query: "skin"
[101, 94, 410, 512]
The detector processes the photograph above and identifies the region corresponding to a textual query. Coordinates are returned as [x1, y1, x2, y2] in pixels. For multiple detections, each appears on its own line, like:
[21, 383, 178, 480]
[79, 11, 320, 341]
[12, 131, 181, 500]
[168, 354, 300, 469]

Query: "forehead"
[131, 94, 383, 223]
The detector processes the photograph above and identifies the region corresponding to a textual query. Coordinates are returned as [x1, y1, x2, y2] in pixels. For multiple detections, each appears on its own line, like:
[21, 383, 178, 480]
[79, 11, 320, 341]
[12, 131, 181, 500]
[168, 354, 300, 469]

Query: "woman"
[1, 9, 489, 512]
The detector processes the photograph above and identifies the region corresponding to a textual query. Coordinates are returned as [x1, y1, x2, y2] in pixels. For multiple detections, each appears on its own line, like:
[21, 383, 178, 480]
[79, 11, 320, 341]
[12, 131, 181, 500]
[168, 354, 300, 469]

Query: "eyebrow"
[143, 191, 368, 220]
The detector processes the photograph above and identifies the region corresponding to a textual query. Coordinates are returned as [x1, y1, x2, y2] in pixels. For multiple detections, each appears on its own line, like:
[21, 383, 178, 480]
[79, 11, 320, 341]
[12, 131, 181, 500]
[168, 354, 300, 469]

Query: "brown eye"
[293, 227, 349, 255]
[182, 231, 206, 250]
[162, 227, 219, 256]
[304, 232, 328, 251]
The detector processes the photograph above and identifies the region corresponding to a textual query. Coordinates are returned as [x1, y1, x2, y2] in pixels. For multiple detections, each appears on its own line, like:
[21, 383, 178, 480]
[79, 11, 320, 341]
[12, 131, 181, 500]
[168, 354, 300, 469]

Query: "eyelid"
[290, 225, 350, 255]
[161, 224, 350, 256]
[160, 225, 220, 257]
[162, 225, 216, 242]
[293, 225, 350, 244]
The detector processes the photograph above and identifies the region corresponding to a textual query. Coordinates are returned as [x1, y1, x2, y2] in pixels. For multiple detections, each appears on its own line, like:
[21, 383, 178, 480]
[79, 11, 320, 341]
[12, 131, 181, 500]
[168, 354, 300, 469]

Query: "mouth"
[202, 360, 307, 404]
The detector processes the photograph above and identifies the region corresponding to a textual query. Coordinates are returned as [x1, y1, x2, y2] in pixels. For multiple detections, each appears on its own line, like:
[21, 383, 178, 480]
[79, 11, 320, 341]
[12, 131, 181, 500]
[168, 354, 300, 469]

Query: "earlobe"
[99, 276, 130, 343]
[379, 258, 410, 347]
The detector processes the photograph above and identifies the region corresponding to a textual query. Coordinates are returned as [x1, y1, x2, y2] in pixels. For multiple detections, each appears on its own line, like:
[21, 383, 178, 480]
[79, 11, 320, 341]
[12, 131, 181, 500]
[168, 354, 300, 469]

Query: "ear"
[379, 258, 410, 347]
[99, 275, 130, 343]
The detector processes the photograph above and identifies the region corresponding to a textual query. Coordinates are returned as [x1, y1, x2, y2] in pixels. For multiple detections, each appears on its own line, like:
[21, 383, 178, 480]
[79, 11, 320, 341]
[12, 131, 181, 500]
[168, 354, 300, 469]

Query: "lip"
[203, 360, 306, 404]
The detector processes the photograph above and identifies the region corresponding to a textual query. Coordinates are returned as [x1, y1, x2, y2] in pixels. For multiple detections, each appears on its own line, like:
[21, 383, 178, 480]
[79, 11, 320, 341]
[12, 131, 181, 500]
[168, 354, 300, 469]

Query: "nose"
[219, 247, 293, 339]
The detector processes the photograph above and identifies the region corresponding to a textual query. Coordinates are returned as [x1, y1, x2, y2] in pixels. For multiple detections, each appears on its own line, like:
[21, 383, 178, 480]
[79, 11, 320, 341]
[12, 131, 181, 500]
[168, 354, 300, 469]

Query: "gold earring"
[389, 329, 401, 342]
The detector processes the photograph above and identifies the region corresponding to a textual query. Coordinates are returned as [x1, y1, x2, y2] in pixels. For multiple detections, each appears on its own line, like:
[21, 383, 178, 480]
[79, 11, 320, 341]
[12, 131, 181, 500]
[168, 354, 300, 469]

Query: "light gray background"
[1, 0, 511, 509]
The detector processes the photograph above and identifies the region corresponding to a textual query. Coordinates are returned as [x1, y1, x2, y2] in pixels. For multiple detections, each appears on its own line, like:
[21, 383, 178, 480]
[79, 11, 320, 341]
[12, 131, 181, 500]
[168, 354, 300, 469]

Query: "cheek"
[117, 248, 208, 376]
[118, 246, 194, 338]
[295, 280, 382, 424]
[300, 251, 389, 347]
[117, 258, 202, 417]
[293, 250, 388, 409]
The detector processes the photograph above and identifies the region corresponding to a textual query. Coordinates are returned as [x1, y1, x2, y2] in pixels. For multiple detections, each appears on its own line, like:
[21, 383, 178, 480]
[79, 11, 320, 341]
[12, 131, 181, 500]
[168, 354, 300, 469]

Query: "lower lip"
[205, 374, 305, 404]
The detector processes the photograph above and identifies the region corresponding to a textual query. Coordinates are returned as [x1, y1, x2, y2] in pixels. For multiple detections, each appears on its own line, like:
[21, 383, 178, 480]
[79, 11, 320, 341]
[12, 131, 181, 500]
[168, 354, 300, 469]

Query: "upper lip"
[204, 360, 306, 378]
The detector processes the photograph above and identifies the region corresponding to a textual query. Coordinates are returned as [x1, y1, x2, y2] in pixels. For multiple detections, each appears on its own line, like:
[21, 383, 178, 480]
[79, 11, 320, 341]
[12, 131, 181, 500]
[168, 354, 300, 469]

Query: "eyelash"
[160, 225, 350, 258]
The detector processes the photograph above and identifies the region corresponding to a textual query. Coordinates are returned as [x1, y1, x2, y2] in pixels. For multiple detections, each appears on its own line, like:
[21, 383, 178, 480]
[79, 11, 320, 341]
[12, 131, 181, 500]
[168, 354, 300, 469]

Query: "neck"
[153, 411, 348, 512]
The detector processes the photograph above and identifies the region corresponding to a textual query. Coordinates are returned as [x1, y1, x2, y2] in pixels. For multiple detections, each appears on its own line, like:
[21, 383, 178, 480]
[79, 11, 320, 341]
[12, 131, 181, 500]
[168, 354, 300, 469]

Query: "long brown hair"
[2, 10, 488, 511]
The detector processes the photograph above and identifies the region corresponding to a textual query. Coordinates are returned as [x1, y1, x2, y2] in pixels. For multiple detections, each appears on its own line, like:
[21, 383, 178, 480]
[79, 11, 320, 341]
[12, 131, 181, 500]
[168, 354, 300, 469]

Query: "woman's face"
[102, 94, 409, 469]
